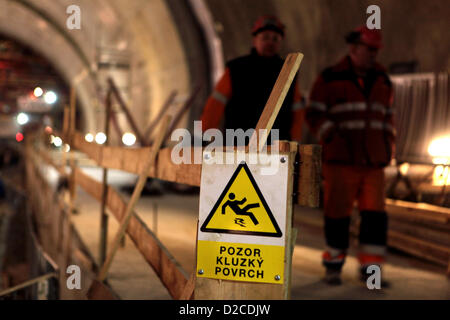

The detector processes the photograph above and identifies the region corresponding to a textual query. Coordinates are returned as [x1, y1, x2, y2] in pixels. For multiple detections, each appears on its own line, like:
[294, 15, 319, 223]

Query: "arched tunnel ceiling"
[206, 0, 450, 92]
[0, 0, 211, 135]
[0, 0, 448, 135]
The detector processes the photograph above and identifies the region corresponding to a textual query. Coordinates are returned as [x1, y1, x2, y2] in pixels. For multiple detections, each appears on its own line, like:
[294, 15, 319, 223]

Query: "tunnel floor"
[69, 168, 449, 300]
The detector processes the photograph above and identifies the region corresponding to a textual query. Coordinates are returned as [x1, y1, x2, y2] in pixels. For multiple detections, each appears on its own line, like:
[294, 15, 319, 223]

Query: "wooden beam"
[297, 144, 321, 208]
[386, 198, 450, 225]
[75, 168, 188, 299]
[249, 53, 303, 151]
[96, 116, 171, 283]
[108, 78, 145, 145]
[388, 230, 450, 267]
[99, 89, 112, 266]
[70, 131, 320, 207]
[0, 273, 57, 297]
[144, 90, 177, 145]
[163, 85, 202, 144]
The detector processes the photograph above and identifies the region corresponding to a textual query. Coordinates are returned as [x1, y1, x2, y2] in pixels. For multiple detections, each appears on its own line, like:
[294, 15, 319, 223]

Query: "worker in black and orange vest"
[305, 26, 395, 285]
[200, 15, 304, 143]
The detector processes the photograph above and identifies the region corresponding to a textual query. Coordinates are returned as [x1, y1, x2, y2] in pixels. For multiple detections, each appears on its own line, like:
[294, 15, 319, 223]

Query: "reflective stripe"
[340, 120, 365, 130]
[330, 102, 366, 113]
[292, 101, 304, 111]
[308, 101, 327, 112]
[370, 121, 396, 135]
[323, 251, 346, 263]
[329, 102, 393, 116]
[338, 120, 395, 134]
[318, 120, 334, 139]
[370, 121, 384, 130]
[359, 244, 387, 256]
[371, 102, 387, 115]
[211, 90, 228, 105]
[326, 247, 346, 258]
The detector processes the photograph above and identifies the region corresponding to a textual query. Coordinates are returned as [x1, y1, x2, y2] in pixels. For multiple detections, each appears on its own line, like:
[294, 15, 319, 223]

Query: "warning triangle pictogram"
[200, 162, 282, 237]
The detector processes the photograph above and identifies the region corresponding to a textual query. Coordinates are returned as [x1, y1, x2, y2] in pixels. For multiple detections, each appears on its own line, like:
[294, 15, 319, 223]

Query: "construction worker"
[200, 15, 304, 143]
[305, 26, 395, 285]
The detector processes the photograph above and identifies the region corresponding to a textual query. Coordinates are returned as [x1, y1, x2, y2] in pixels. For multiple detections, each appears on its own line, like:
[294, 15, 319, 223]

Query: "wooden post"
[195, 53, 304, 300]
[110, 109, 123, 142]
[65, 86, 77, 266]
[194, 146, 298, 300]
[108, 78, 145, 145]
[249, 53, 303, 151]
[94, 115, 171, 284]
[162, 85, 201, 144]
[57, 106, 70, 254]
[144, 90, 177, 145]
[99, 89, 112, 266]
[153, 203, 158, 235]
[61, 106, 70, 168]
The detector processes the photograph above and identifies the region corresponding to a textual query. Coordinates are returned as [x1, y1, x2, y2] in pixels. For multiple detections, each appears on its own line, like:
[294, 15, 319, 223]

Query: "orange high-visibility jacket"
[201, 51, 304, 142]
[306, 56, 395, 167]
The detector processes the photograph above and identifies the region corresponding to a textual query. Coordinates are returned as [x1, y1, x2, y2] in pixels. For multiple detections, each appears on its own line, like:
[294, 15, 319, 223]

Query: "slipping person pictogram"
[221, 193, 260, 226]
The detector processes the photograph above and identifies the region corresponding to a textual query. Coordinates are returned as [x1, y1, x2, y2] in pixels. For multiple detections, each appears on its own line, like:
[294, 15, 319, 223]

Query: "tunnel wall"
[1, 0, 448, 136]
[204, 0, 450, 92]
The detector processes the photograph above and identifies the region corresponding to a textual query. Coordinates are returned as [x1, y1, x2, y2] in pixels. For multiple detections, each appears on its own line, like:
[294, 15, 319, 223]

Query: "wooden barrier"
[385, 199, 450, 272]
[24, 142, 119, 299]
[69, 132, 321, 208]
[74, 168, 189, 299]
[27, 51, 323, 299]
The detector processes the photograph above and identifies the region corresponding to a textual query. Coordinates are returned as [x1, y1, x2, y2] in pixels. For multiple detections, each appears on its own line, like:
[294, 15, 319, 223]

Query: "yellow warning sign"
[200, 162, 282, 237]
[197, 240, 284, 284]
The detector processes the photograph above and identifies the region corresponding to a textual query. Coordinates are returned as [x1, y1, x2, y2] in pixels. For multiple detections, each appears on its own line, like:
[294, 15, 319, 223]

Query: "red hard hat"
[251, 15, 285, 37]
[353, 25, 383, 49]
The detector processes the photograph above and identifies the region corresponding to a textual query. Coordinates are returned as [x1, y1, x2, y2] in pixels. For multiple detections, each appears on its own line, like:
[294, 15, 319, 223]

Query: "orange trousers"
[323, 164, 385, 219]
[322, 164, 388, 269]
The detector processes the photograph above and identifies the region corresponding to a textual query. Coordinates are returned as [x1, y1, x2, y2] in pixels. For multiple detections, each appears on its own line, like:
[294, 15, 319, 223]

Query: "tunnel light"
[122, 132, 136, 146]
[16, 132, 24, 142]
[53, 136, 63, 147]
[399, 162, 410, 176]
[17, 112, 29, 125]
[95, 132, 107, 145]
[44, 126, 53, 134]
[44, 91, 58, 104]
[428, 136, 450, 165]
[433, 165, 450, 186]
[64, 144, 70, 153]
[85, 133, 94, 143]
[33, 87, 43, 97]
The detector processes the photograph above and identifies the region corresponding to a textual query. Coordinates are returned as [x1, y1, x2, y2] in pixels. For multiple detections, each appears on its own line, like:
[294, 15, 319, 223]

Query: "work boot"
[360, 265, 391, 288]
[324, 268, 342, 286]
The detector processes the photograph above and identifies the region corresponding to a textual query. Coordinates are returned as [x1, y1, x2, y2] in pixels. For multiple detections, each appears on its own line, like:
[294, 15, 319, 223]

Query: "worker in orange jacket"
[305, 26, 395, 285]
[201, 15, 304, 143]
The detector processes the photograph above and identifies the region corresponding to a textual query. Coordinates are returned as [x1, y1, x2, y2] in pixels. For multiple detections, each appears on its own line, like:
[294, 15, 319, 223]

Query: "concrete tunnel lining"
[0, 0, 217, 137]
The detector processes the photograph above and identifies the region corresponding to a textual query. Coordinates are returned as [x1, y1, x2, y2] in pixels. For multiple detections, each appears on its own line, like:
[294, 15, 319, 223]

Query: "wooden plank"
[163, 85, 202, 144]
[179, 273, 196, 300]
[283, 142, 298, 300]
[99, 89, 112, 266]
[74, 167, 188, 299]
[108, 78, 145, 145]
[194, 147, 298, 300]
[386, 198, 450, 224]
[388, 230, 450, 267]
[389, 220, 450, 246]
[249, 53, 303, 151]
[0, 273, 57, 297]
[96, 116, 171, 283]
[297, 145, 321, 208]
[195, 279, 283, 300]
[144, 90, 177, 145]
[71, 131, 321, 207]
